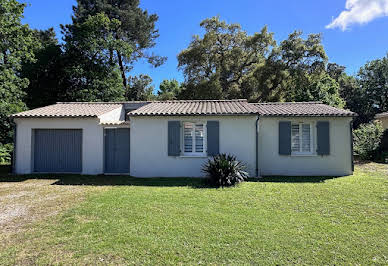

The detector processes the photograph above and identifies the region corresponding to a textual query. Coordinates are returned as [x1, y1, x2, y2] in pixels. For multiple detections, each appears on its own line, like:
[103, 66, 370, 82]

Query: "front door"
[104, 128, 130, 174]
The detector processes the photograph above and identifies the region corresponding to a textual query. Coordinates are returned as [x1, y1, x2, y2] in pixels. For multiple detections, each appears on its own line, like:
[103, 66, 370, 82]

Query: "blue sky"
[22, 0, 388, 91]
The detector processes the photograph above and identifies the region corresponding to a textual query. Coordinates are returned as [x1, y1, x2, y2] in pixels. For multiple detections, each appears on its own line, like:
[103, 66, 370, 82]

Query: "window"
[291, 123, 312, 154]
[183, 122, 206, 155]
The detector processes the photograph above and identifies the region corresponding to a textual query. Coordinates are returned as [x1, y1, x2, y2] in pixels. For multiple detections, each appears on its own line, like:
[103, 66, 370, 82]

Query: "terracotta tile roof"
[376, 112, 388, 118]
[252, 102, 356, 117]
[11, 103, 122, 118]
[128, 100, 258, 116]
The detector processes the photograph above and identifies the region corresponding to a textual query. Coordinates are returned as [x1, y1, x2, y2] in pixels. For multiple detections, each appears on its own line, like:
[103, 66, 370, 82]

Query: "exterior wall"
[376, 117, 388, 130]
[130, 116, 257, 177]
[98, 106, 124, 122]
[14, 118, 104, 175]
[258, 116, 353, 176]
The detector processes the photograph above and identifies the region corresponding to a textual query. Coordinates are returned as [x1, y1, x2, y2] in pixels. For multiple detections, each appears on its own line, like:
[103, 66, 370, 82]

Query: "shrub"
[353, 121, 384, 160]
[202, 154, 249, 187]
[0, 143, 13, 165]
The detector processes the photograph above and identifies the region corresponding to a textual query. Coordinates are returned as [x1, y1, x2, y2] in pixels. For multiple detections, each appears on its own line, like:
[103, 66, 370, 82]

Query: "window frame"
[181, 121, 207, 157]
[291, 122, 314, 155]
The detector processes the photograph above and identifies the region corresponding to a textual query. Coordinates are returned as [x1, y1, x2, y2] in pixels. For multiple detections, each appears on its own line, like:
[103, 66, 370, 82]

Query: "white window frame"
[182, 121, 207, 157]
[291, 122, 314, 155]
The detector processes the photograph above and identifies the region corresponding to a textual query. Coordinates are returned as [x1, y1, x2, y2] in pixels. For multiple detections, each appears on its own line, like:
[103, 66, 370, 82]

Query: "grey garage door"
[33, 129, 82, 173]
[104, 128, 130, 173]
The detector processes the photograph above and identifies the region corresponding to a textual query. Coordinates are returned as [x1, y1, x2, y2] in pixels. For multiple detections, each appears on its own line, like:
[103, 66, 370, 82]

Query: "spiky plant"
[202, 154, 249, 187]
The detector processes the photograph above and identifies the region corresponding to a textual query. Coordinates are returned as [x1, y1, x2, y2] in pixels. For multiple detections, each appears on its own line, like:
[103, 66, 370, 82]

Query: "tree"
[0, 0, 35, 144]
[64, 0, 166, 90]
[357, 54, 388, 117]
[157, 79, 181, 100]
[178, 17, 345, 107]
[61, 13, 127, 102]
[21, 28, 65, 108]
[178, 16, 275, 99]
[126, 74, 155, 101]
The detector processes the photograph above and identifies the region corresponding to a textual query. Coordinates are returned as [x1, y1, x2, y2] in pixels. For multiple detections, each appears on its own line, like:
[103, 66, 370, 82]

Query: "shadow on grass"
[255, 176, 342, 183]
[0, 173, 212, 188]
[0, 173, 343, 188]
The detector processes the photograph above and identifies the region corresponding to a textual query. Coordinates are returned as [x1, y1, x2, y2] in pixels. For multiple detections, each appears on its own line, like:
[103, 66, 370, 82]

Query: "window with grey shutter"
[317, 121, 330, 155]
[168, 121, 181, 156]
[207, 121, 219, 156]
[279, 121, 291, 155]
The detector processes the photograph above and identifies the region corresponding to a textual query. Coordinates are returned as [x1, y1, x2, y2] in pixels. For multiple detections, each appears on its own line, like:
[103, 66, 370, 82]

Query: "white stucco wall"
[376, 116, 388, 130]
[130, 116, 257, 177]
[14, 118, 104, 175]
[98, 106, 124, 122]
[257, 116, 353, 176]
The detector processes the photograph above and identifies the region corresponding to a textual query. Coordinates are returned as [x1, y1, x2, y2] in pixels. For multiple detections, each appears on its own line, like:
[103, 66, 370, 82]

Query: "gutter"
[255, 116, 260, 177]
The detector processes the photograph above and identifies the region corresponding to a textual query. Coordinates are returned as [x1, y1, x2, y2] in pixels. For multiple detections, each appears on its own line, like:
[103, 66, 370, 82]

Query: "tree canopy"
[177, 17, 345, 107]
[0, 0, 35, 143]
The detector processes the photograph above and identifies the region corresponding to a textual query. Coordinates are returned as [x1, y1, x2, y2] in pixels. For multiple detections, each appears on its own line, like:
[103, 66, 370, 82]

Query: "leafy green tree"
[158, 79, 181, 100]
[61, 13, 127, 102]
[21, 28, 65, 108]
[178, 17, 345, 107]
[357, 54, 388, 117]
[178, 16, 275, 99]
[0, 0, 35, 144]
[126, 74, 156, 101]
[65, 0, 166, 90]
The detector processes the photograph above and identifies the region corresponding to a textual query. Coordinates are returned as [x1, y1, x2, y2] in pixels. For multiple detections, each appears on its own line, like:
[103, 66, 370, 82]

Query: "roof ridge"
[150, 99, 248, 103]
[252, 101, 323, 105]
[56, 101, 150, 104]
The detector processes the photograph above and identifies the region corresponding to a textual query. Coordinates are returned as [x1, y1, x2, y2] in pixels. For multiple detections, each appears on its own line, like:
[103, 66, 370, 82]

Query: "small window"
[183, 122, 206, 156]
[291, 123, 312, 154]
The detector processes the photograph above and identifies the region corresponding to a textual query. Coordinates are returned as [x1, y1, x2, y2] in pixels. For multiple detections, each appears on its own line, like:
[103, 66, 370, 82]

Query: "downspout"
[12, 122, 17, 174]
[255, 116, 260, 177]
[350, 120, 354, 172]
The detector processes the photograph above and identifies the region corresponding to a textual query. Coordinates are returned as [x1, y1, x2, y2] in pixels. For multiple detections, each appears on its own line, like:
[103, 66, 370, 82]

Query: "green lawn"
[0, 163, 387, 265]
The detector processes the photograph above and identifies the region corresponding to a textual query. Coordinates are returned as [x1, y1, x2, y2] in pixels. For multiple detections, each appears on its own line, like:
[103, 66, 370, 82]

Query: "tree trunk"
[117, 51, 127, 90]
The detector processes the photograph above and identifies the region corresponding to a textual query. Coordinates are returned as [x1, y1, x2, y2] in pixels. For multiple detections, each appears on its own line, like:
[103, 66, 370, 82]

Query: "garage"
[33, 129, 82, 173]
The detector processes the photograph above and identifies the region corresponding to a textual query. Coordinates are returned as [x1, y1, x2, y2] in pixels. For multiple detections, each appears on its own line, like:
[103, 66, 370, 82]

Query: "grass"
[0, 163, 387, 265]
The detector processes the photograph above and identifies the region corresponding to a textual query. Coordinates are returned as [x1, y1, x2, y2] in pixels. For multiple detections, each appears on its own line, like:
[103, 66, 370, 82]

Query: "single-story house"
[376, 112, 388, 130]
[11, 100, 356, 177]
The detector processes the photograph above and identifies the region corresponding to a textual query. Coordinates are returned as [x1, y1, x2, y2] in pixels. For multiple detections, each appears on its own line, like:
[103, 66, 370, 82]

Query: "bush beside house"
[353, 121, 384, 161]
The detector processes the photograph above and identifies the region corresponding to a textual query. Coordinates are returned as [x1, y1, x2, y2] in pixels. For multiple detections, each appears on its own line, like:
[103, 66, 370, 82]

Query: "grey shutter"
[168, 121, 181, 156]
[207, 121, 219, 156]
[279, 121, 291, 155]
[317, 121, 330, 155]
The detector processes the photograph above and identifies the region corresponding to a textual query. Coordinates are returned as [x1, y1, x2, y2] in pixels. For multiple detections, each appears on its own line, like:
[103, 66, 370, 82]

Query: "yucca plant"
[202, 154, 249, 187]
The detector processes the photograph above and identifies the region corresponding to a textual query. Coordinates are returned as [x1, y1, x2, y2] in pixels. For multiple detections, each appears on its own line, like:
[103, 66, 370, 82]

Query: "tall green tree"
[358, 54, 388, 116]
[0, 0, 35, 143]
[61, 13, 127, 101]
[64, 0, 166, 91]
[125, 74, 155, 101]
[177, 17, 345, 107]
[21, 28, 65, 108]
[178, 16, 275, 99]
[158, 79, 181, 100]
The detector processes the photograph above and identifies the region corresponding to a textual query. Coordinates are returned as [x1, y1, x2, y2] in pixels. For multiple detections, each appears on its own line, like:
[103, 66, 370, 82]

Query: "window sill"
[180, 155, 208, 158]
[290, 153, 317, 157]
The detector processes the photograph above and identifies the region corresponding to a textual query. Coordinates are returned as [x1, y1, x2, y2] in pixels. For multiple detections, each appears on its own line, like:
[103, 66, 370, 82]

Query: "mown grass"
[0, 164, 387, 265]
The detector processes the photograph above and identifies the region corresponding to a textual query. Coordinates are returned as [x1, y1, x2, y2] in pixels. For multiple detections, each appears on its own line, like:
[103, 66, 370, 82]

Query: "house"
[376, 112, 388, 130]
[11, 100, 356, 177]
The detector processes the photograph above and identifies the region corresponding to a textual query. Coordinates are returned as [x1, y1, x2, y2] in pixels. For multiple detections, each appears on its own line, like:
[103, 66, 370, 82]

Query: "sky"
[21, 0, 388, 91]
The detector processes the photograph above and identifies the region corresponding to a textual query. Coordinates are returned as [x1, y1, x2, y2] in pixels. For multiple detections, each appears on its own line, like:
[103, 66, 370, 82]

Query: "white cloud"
[326, 0, 388, 30]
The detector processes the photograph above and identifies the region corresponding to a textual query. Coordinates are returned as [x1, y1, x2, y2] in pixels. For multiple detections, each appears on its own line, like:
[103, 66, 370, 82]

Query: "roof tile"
[11, 103, 122, 118]
[253, 102, 356, 117]
[129, 100, 258, 116]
